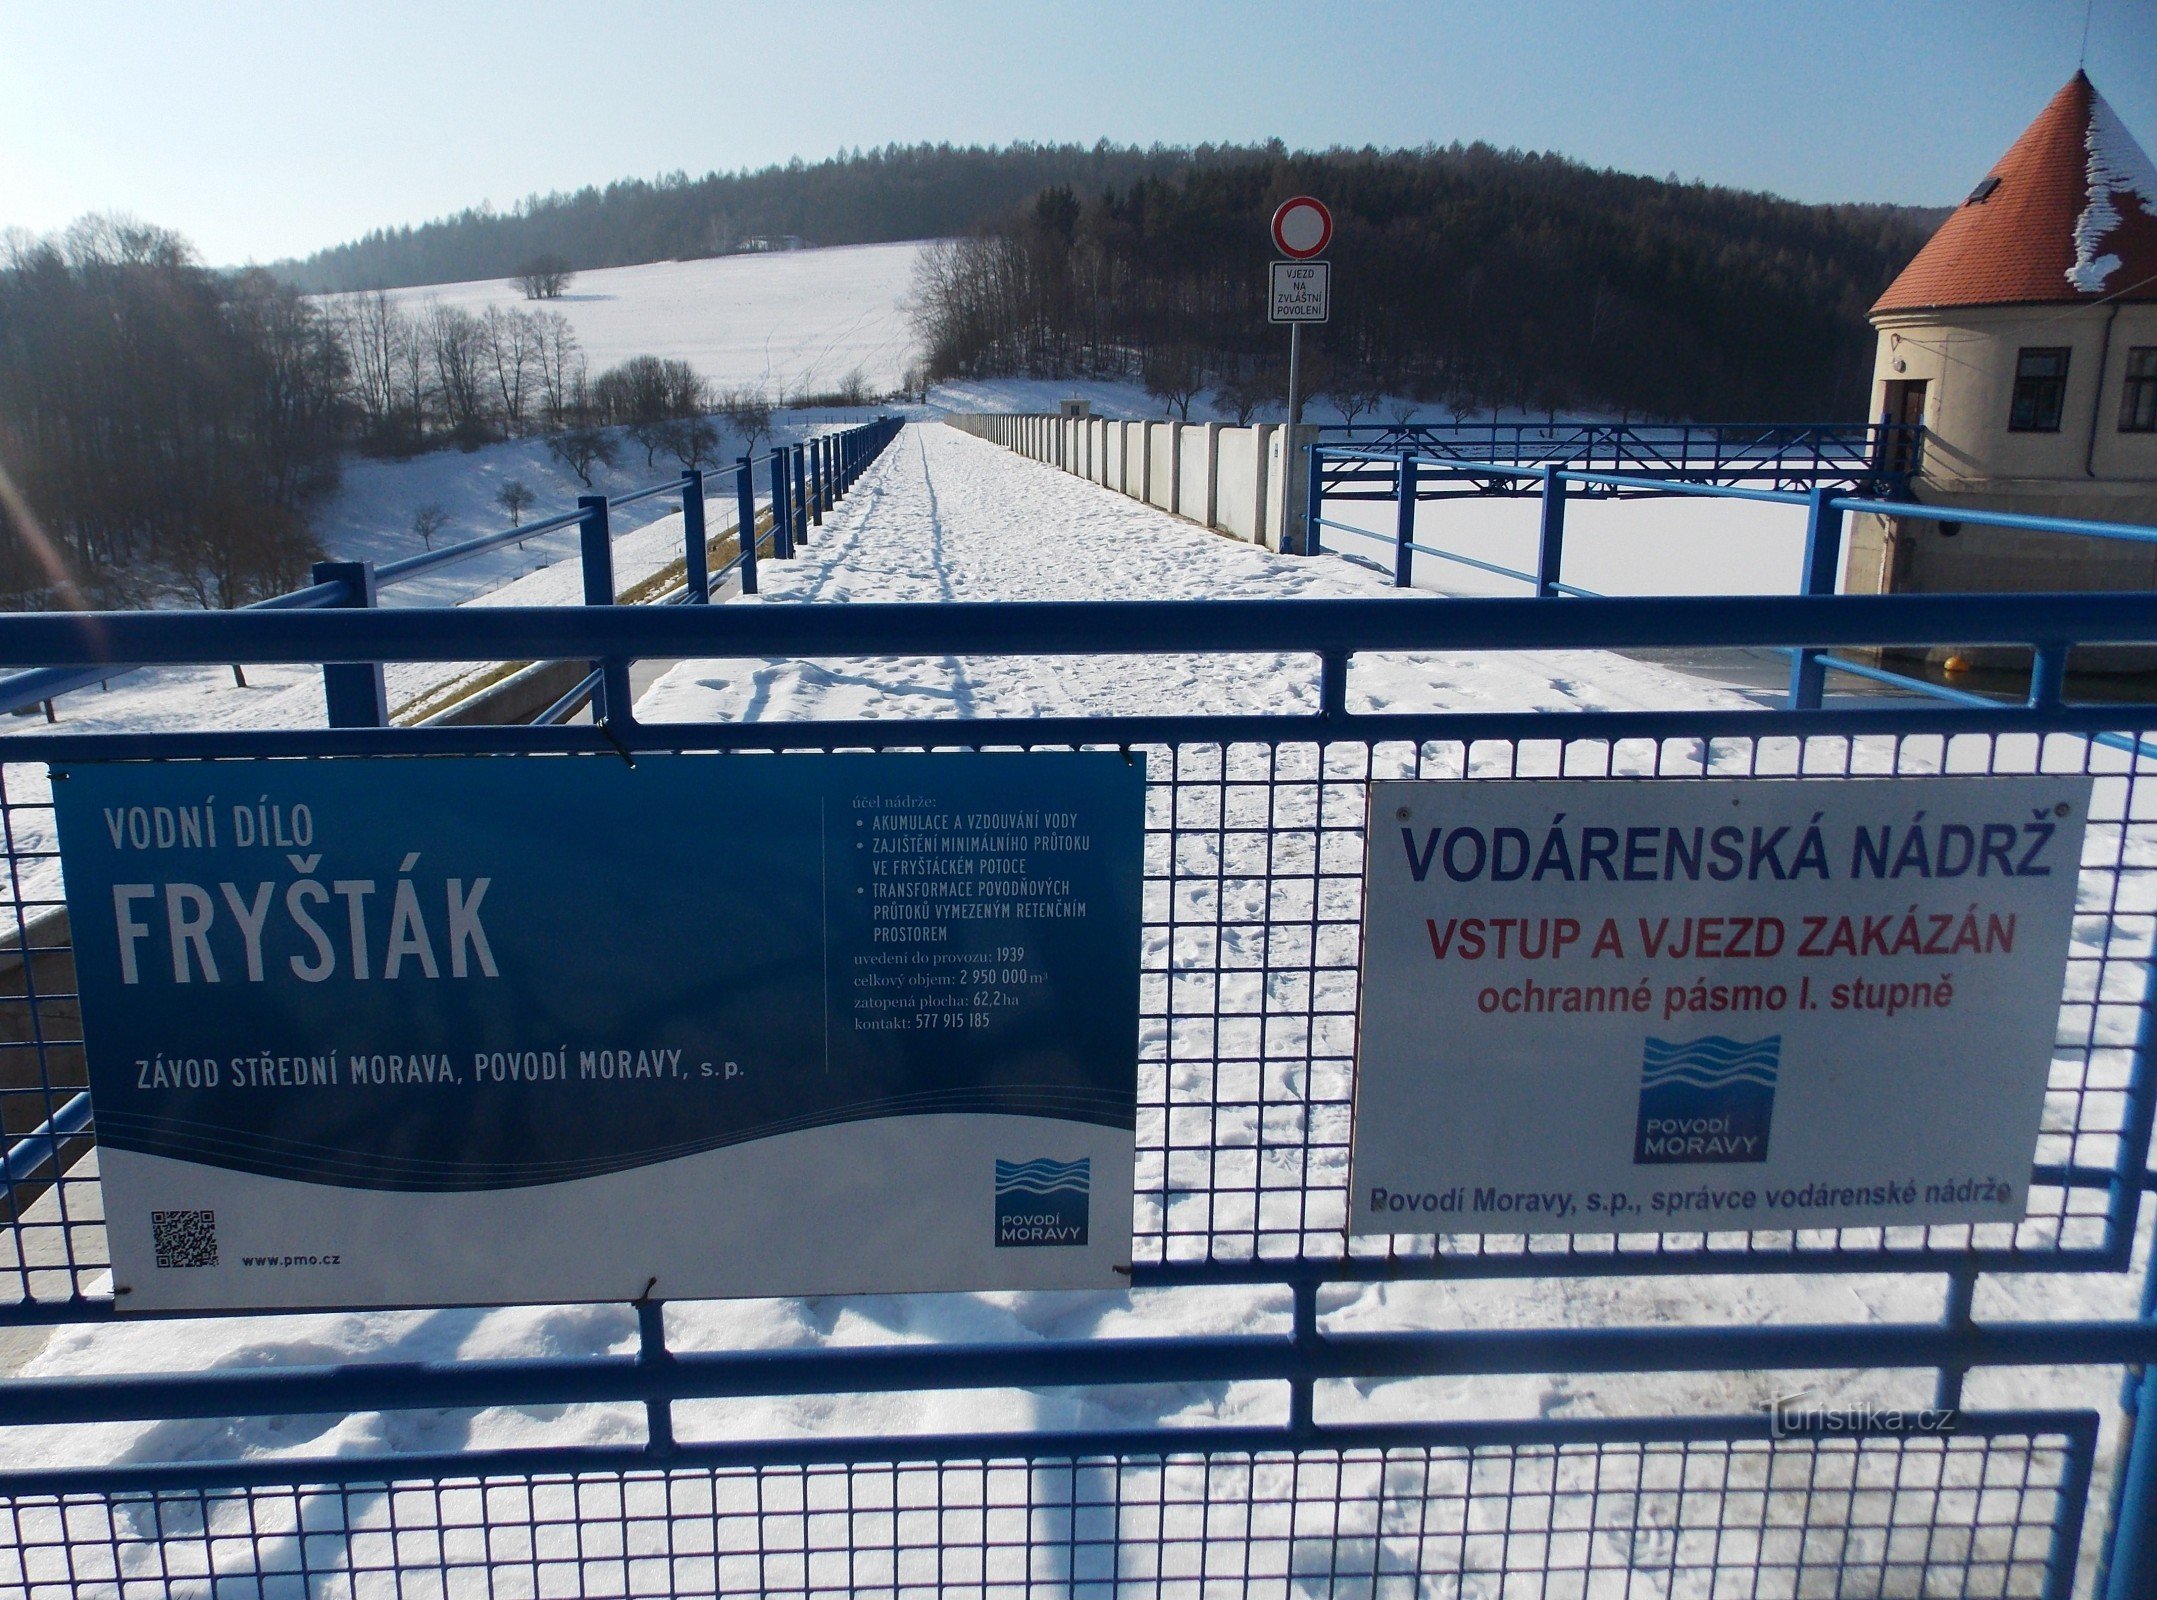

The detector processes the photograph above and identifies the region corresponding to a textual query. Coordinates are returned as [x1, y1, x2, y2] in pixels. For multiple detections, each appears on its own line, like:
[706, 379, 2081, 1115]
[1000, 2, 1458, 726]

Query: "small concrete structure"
[1845, 71, 2157, 622]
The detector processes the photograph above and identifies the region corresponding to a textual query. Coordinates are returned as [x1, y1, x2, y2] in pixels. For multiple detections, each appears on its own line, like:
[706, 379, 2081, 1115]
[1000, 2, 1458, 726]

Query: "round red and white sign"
[1270, 196, 1333, 259]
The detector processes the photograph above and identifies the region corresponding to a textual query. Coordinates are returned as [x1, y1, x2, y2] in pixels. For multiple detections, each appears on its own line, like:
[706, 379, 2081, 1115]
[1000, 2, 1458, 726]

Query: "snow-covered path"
[641, 423, 1759, 727]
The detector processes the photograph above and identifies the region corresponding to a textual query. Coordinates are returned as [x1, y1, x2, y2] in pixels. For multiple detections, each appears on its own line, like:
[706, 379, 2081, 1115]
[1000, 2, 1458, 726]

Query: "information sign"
[54, 753, 1144, 1310]
[1270, 260, 1331, 323]
[1351, 777, 2089, 1235]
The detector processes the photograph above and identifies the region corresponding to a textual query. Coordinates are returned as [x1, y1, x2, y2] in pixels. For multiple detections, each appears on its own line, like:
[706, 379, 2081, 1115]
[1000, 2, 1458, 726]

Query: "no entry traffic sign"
[1270, 196, 1333, 259]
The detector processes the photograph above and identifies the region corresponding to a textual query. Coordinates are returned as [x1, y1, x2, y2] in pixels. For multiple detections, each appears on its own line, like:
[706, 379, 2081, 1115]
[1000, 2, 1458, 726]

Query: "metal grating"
[0, 1422, 2093, 1600]
[3, 719, 2153, 1313]
[1134, 728, 2150, 1275]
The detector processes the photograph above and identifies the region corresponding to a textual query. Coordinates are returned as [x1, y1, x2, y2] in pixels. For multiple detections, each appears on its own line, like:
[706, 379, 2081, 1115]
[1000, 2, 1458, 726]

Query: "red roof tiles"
[1873, 72, 2157, 315]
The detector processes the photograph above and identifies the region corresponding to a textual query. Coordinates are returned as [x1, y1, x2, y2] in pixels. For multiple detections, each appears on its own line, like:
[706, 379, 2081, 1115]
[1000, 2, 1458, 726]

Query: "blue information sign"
[52, 753, 1143, 1310]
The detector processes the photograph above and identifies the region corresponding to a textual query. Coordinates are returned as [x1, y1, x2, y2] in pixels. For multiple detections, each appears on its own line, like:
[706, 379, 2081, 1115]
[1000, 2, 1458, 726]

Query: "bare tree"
[547, 426, 617, 488]
[533, 310, 585, 429]
[333, 290, 404, 442]
[495, 480, 536, 526]
[480, 305, 540, 436]
[1143, 345, 1207, 422]
[661, 417, 721, 470]
[168, 494, 321, 610]
[411, 503, 449, 550]
[715, 385, 773, 453]
[390, 310, 430, 447]
[1328, 371, 1387, 428]
[1214, 362, 1280, 426]
[423, 301, 490, 443]
[514, 254, 573, 300]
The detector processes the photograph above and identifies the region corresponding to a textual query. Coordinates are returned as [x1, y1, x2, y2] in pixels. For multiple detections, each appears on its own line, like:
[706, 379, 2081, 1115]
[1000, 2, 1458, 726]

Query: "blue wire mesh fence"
[0, 1417, 2097, 1599]
[0, 587, 2149, 1597]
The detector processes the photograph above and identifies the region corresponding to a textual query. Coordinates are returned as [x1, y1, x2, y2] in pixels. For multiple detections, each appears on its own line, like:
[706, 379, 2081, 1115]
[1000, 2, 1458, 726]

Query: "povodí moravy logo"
[995, 1158, 1090, 1246]
[1634, 1035, 1780, 1164]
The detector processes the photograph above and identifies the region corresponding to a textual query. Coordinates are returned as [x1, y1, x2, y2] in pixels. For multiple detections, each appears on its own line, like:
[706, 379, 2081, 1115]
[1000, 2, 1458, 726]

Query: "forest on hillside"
[278, 143, 1246, 293]
[912, 147, 1938, 421]
[279, 140, 1938, 422]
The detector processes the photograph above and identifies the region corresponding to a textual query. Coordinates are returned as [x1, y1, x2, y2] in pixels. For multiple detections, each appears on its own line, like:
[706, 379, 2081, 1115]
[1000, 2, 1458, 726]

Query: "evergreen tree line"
[911, 146, 1939, 421]
[278, 142, 1255, 293]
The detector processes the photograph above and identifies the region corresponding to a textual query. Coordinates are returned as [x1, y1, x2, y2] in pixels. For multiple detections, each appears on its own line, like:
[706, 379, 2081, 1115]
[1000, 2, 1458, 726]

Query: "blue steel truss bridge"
[1317, 419, 1920, 500]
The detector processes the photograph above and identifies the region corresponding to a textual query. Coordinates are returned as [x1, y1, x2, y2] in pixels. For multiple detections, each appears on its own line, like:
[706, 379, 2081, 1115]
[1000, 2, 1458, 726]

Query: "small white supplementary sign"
[1350, 776, 2090, 1235]
[1269, 260, 1330, 323]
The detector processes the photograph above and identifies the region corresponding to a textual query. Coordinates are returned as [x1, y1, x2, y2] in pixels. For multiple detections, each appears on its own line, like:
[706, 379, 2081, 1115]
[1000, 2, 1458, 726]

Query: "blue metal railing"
[1314, 419, 1918, 494]
[1306, 444, 2157, 717]
[1, 478, 2155, 1593]
[0, 416, 904, 723]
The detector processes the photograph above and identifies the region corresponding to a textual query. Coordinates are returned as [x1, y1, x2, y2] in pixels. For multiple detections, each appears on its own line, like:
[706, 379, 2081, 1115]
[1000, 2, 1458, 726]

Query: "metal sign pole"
[1270, 196, 1331, 555]
[1286, 322, 1303, 552]
[1287, 322, 1303, 433]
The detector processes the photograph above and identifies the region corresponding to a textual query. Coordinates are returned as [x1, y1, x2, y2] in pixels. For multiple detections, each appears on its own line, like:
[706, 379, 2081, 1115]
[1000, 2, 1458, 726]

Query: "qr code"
[151, 1209, 217, 1269]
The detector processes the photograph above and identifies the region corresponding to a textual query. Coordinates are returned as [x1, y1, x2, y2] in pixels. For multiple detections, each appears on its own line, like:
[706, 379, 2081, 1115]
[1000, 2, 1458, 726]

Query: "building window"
[2009, 348, 2070, 432]
[2123, 347, 2157, 433]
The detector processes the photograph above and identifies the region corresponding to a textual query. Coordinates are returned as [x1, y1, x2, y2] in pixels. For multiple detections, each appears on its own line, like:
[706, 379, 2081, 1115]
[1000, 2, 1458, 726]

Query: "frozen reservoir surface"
[3, 424, 2147, 1592]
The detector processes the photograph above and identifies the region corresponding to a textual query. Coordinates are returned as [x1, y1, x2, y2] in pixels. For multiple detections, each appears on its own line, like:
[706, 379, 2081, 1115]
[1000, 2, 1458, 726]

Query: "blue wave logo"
[1634, 1036, 1779, 1165]
[995, 1157, 1090, 1247]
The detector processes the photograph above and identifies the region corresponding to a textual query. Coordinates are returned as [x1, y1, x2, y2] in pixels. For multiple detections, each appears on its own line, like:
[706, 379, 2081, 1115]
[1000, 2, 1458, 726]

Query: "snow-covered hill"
[371, 242, 928, 399]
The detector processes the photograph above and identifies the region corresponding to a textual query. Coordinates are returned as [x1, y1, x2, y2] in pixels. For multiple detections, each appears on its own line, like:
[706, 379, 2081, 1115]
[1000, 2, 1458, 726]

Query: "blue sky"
[3, 0, 2151, 268]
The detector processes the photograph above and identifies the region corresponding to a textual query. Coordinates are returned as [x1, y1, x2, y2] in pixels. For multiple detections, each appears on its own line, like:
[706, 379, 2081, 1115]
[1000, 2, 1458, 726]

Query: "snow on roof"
[2071, 87, 2157, 293]
[1874, 72, 2157, 315]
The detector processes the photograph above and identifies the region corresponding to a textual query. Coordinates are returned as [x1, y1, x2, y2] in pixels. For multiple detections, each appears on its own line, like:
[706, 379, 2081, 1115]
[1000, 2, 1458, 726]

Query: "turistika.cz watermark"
[1767, 1390, 1959, 1439]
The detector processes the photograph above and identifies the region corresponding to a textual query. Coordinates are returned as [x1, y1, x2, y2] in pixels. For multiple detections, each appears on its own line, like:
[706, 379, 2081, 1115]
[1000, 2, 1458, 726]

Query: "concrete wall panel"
[1214, 428, 1259, 541]
[1178, 425, 1210, 522]
[1147, 423, 1177, 509]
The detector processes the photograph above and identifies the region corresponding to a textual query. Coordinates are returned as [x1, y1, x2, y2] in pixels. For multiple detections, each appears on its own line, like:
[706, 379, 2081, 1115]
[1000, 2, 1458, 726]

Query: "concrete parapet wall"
[1178, 424, 1214, 528]
[1148, 423, 1177, 512]
[943, 413, 1302, 550]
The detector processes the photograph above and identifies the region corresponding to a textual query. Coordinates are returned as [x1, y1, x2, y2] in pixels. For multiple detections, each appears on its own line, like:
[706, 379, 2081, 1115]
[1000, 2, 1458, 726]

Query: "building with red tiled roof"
[1875, 72, 2157, 316]
[1844, 72, 2157, 625]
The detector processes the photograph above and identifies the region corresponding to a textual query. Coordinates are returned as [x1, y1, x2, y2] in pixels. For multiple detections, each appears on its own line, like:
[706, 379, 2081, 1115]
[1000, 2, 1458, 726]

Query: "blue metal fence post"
[769, 451, 794, 560]
[681, 469, 709, 604]
[2102, 1233, 2157, 1599]
[734, 457, 760, 595]
[1786, 485, 1845, 710]
[310, 560, 388, 728]
[578, 496, 632, 725]
[793, 445, 810, 545]
[1394, 450, 1417, 588]
[1303, 442, 1325, 556]
[635, 1297, 676, 1458]
[1536, 467, 1568, 597]
[810, 437, 825, 527]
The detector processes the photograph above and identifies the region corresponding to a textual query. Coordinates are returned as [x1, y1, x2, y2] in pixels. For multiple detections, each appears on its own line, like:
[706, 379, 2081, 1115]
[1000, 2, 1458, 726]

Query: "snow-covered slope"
[372, 243, 927, 398]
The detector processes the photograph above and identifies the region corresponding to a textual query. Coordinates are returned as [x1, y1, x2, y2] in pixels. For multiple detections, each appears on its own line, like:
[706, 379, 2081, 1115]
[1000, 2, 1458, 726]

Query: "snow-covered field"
[375, 242, 927, 400]
[2, 425, 2147, 1594]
